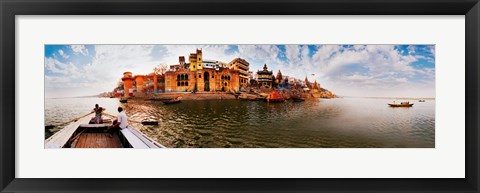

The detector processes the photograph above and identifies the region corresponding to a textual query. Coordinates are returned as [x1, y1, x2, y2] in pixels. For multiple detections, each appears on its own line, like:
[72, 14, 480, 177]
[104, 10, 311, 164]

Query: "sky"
[44, 44, 435, 98]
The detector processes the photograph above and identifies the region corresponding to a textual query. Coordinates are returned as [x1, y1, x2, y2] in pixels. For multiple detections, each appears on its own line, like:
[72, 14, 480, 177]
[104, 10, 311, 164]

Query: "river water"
[45, 97, 435, 148]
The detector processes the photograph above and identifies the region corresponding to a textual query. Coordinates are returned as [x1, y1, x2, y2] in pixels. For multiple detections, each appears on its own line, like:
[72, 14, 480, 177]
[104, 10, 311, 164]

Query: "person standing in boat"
[107, 107, 129, 138]
[92, 104, 105, 124]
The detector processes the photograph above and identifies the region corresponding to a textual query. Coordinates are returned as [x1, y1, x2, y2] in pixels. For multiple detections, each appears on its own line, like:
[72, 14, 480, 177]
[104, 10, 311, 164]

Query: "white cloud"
[45, 57, 80, 77]
[70, 45, 89, 56]
[58, 49, 69, 59]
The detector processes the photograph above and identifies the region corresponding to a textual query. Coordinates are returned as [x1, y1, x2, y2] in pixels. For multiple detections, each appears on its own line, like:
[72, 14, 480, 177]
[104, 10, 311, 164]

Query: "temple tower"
[122, 72, 134, 97]
[134, 75, 145, 93]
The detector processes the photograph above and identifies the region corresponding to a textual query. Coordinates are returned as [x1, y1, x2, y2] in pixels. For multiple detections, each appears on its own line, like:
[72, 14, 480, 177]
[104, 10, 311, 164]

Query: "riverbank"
[125, 91, 337, 101]
[127, 92, 238, 101]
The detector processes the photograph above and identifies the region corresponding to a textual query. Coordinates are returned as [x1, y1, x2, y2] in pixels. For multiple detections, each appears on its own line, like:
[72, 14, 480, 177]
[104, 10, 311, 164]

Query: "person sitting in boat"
[106, 107, 129, 138]
[92, 104, 105, 124]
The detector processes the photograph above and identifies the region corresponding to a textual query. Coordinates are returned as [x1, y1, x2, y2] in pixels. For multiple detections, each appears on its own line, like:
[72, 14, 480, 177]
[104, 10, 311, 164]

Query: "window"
[225, 82, 228, 86]
[185, 74, 188, 79]
[199, 75, 201, 78]
[186, 82, 189, 86]
[177, 82, 180, 86]
[212, 75, 214, 78]
[181, 82, 185, 86]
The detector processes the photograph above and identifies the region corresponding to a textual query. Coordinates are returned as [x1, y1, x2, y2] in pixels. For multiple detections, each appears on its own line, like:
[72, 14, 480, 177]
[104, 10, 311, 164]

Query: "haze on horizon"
[44, 44, 435, 98]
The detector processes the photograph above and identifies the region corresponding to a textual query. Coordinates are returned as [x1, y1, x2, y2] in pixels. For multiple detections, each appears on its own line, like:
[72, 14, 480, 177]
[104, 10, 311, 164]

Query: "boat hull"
[45, 114, 165, 148]
[388, 103, 414, 107]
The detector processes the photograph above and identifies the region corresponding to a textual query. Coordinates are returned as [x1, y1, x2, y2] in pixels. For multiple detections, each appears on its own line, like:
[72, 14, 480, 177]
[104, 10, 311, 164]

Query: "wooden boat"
[162, 98, 181, 104]
[266, 90, 285, 103]
[292, 97, 305, 102]
[150, 97, 173, 102]
[388, 103, 414, 107]
[419, 100, 426, 102]
[119, 98, 128, 103]
[45, 114, 165, 148]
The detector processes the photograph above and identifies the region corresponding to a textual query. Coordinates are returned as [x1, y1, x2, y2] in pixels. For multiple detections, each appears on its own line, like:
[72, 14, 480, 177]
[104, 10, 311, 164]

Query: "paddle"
[102, 112, 159, 125]
[45, 112, 94, 129]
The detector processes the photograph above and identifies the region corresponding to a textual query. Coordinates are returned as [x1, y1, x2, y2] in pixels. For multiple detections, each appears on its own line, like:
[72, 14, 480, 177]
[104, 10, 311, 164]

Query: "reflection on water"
[45, 97, 435, 148]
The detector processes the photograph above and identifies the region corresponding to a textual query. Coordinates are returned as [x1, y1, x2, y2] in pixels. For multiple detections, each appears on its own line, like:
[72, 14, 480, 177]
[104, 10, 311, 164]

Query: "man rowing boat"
[92, 104, 106, 124]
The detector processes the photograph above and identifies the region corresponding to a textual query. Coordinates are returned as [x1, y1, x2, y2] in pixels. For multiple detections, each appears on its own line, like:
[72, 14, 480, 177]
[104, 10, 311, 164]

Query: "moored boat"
[266, 90, 285, 103]
[150, 97, 173, 102]
[162, 98, 181, 104]
[120, 98, 128, 103]
[292, 97, 305, 102]
[45, 113, 165, 148]
[388, 102, 414, 107]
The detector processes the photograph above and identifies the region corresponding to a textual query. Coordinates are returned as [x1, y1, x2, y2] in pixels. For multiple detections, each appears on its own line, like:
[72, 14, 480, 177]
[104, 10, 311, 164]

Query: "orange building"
[121, 72, 134, 97]
[165, 66, 240, 92]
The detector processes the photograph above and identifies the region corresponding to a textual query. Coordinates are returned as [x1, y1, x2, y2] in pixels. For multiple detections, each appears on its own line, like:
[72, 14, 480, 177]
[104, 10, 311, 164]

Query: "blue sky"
[45, 44, 435, 98]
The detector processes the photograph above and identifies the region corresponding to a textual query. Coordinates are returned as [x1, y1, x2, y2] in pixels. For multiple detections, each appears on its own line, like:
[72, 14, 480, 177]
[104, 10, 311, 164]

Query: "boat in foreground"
[45, 113, 165, 148]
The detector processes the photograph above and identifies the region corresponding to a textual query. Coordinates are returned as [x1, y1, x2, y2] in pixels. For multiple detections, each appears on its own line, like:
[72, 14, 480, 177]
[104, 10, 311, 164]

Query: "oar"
[102, 112, 158, 125]
[45, 112, 94, 129]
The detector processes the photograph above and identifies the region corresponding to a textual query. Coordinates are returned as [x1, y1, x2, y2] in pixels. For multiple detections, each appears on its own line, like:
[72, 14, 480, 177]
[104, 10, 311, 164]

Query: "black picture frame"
[1, 0, 479, 192]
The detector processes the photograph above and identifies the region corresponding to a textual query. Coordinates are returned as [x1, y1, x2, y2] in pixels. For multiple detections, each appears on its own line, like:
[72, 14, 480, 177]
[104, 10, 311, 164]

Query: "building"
[120, 71, 164, 97]
[275, 70, 283, 84]
[228, 58, 250, 88]
[189, 49, 203, 71]
[165, 49, 242, 92]
[257, 64, 273, 88]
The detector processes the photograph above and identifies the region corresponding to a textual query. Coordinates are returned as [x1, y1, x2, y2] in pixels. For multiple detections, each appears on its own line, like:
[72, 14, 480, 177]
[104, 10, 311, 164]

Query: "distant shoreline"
[342, 96, 435, 100]
[47, 94, 435, 101]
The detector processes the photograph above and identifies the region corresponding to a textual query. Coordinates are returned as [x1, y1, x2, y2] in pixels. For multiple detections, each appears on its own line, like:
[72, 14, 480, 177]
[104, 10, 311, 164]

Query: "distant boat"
[267, 90, 285, 103]
[150, 97, 172, 102]
[419, 100, 426, 102]
[162, 98, 181, 104]
[292, 97, 305, 102]
[120, 98, 128, 103]
[388, 102, 413, 107]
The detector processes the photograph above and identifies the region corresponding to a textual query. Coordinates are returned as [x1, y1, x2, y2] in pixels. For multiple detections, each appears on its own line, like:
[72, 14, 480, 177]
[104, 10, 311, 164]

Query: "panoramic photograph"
[44, 44, 435, 148]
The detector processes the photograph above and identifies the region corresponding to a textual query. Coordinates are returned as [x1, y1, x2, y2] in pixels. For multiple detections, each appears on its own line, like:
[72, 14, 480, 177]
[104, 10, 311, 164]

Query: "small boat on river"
[162, 98, 181, 104]
[150, 97, 173, 102]
[388, 102, 414, 107]
[266, 90, 285, 103]
[292, 97, 306, 102]
[45, 113, 165, 148]
[119, 98, 128, 103]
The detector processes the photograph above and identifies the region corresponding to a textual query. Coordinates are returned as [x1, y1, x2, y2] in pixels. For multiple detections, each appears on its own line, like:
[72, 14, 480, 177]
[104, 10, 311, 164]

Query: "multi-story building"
[165, 49, 242, 92]
[228, 58, 250, 88]
[257, 64, 273, 88]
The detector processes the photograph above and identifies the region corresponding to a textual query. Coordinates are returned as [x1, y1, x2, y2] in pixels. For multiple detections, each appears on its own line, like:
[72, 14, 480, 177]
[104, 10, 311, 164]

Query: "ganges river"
[45, 97, 435, 148]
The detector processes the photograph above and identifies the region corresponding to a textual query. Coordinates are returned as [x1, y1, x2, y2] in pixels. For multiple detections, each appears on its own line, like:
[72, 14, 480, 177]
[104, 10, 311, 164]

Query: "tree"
[116, 80, 124, 89]
[153, 63, 168, 75]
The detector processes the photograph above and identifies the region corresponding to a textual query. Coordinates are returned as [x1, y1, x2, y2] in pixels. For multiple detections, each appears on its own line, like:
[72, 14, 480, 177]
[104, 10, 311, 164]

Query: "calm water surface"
[45, 97, 435, 148]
